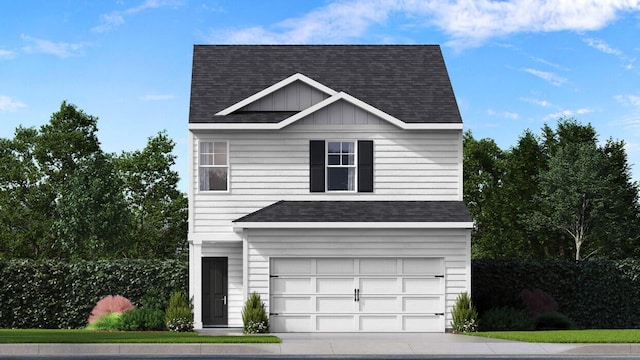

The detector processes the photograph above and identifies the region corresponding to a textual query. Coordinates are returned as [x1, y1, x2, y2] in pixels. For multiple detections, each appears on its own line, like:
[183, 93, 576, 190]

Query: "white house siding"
[189, 105, 462, 240]
[240, 81, 329, 112]
[244, 228, 471, 331]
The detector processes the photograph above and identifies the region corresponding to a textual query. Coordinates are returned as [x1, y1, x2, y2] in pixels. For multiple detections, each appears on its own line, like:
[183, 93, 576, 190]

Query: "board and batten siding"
[189, 101, 463, 240]
[240, 81, 330, 112]
[244, 228, 471, 330]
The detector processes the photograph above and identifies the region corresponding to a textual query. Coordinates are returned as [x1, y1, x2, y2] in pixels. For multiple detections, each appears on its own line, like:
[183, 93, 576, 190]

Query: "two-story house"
[188, 45, 472, 332]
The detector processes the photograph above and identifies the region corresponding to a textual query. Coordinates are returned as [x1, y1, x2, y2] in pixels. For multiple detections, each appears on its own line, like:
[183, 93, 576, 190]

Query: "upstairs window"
[199, 141, 228, 191]
[310, 140, 373, 193]
[327, 141, 355, 191]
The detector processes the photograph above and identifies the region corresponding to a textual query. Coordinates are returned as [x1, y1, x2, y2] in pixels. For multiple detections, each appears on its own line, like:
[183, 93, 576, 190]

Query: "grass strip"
[471, 329, 640, 343]
[0, 329, 281, 344]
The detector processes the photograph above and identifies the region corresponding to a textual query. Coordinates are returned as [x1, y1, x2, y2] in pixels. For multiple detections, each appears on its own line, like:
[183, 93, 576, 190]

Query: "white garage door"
[269, 257, 445, 332]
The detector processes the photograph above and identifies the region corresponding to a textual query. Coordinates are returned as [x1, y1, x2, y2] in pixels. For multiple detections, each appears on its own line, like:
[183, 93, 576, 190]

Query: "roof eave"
[233, 221, 474, 231]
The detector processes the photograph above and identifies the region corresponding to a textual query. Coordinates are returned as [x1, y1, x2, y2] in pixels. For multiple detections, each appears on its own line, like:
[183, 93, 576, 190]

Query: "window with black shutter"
[309, 140, 374, 193]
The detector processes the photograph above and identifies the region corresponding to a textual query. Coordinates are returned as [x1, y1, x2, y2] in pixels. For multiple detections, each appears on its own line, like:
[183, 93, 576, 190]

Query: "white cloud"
[521, 97, 552, 107]
[93, 0, 183, 33]
[207, 1, 640, 49]
[141, 94, 175, 101]
[615, 94, 640, 108]
[21, 34, 87, 58]
[0, 95, 27, 112]
[487, 109, 519, 119]
[209, 0, 392, 44]
[523, 68, 567, 86]
[583, 37, 622, 55]
[545, 108, 594, 120]
[0, 49, 15, 60]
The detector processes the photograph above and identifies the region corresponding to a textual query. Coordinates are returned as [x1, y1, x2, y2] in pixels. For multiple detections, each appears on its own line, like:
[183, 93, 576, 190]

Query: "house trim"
[233, 221, 474, 230]
[215, 73, 338, 116]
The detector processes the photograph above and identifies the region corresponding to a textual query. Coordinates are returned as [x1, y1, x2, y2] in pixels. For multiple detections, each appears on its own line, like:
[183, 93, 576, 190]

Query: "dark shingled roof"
[234, 201, 472, 223]
[189, 45, 462, 124]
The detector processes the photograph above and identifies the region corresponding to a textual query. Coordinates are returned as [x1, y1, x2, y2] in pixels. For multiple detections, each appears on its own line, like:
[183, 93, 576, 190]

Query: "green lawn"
[0, 329, 281, 344]
[471, 329, 640, 343]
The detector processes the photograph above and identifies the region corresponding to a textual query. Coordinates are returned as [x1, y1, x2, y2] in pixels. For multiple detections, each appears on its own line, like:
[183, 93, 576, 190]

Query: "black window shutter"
[309, 140, 325, 192]
[358, 140, 374, 192]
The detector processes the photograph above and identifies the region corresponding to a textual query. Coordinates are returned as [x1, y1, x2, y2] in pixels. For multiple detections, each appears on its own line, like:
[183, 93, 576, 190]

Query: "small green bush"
[451, 292, 478, 333]
[165, 291, 193, 332]
[242, 292, 269, 334]
[119, 307, 166, 331]
[534, 312, 578, 330]
[479, 307, 533, 331]
[85, 312, 123, 331]
[140, 290, 169, 312]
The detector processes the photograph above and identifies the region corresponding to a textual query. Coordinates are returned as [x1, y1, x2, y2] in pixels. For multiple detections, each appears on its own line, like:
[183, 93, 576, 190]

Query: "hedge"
[0, 259, 187, 329]
[472, 259, 640, 329]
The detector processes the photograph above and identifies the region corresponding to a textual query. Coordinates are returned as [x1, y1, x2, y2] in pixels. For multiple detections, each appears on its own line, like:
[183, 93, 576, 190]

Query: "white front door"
[269, 257, 445, 332]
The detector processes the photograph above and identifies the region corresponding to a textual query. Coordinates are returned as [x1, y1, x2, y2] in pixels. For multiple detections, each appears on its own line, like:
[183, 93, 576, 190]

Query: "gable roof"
[189, 45, 463, 127]
[233, 201, 473, 229]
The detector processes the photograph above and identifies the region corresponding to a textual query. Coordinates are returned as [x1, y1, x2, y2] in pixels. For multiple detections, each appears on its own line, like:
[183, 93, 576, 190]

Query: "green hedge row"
[0, 260, 188, 329]
[472, 259, 640, 329]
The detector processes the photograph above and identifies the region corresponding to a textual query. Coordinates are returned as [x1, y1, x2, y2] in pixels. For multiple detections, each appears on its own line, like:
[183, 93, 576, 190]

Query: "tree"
[0, 101, 186, 260]
[465, 118, 640, 260]
[114, 131, 188, 258]
[52, 153, 131, 260]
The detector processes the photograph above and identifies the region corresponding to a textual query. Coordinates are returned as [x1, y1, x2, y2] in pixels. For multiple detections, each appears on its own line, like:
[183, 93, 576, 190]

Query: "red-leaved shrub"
[519, 288, 558, 317]
[88, 295, 135, 324]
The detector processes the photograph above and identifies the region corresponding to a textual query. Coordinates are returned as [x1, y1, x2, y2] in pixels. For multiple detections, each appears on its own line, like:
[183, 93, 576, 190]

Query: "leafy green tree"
[0, 127, 56, 258]
[114, 131, 187, 258]
[466, 118, 640, 260]
[52, 153, 131, 260]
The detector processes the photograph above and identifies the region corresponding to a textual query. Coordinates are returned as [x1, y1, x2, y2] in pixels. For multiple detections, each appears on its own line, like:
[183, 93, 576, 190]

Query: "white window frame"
[326, 140, 357, 192]
[198, 140, 229, 192]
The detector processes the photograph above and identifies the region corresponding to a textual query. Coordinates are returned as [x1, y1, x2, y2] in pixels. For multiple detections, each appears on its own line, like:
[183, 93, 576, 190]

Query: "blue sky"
[1, 0, 640, 191]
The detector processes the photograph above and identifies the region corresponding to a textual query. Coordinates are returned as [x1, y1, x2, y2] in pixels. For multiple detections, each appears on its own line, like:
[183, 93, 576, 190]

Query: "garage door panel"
[271, 296, 311, 313]
[403, 315, 442, 332]
[272, 259, 312, 275]
[359, 258, 397, 274]
[403, 258, 444, 275]
[316, 258, 354, 274]
[359, 315, 397, 331]
[403, 296, 443, 313]
[403, 278, 443, 294]
[271, 316, 311, 332]
[359, 297, 398, 313]
[360, 278, 397, 293]
[317, 316, 355, 331]
[316, 277, 354, 293]
[316, 296, 354, 313]
[272, 278, 311, 294]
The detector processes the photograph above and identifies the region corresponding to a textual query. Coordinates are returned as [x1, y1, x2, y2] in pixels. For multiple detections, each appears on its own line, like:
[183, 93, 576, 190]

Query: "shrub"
[479, 307, 533, 331]
[165, 291, 193, 332]
[119, 307, 166, 331]
[520, 288, 559, 317]
[450, 292, 478, 333]
[88, 295, 134, 324]
[242, 292, 269, 334]
[534, 312, 577, 330]
[140, 290, 169, 312]
[86, 312, 123, 331]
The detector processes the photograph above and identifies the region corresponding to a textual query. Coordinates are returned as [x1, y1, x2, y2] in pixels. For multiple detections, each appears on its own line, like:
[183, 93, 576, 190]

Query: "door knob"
[223, 295, 227, 305]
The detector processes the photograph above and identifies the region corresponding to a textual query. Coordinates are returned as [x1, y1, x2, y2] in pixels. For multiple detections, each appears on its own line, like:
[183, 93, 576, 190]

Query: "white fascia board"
[215, 73, 338, 116]
[233, 222, 474, 231]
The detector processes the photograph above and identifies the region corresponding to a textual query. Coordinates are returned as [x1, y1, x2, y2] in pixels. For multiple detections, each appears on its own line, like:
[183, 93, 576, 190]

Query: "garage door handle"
[354, 289, 357, 302]
[357, 289, 360, 302]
